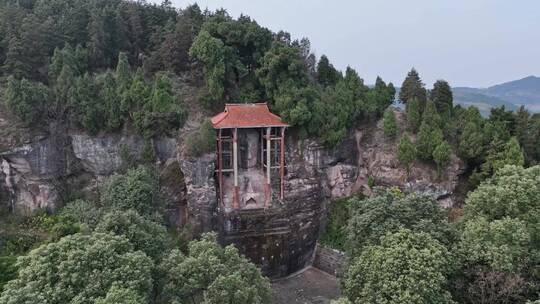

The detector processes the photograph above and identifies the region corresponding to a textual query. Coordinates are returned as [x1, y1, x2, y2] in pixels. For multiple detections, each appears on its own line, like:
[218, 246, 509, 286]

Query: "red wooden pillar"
[280, 127, 286, 200]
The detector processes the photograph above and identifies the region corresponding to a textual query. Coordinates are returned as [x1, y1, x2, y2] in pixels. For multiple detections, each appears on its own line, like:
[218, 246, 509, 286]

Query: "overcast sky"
[158, 0, 540, 88]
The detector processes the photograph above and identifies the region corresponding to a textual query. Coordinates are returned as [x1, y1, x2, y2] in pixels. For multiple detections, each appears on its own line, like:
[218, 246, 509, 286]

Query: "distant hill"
[452, 87, 518, 116]
[453, 76, 540, 114]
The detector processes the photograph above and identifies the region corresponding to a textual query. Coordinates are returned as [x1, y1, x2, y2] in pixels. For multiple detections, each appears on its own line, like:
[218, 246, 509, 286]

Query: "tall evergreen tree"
[433, 141, 451, 178]
[430, 80, 453, 117]
[383, 109, 398, 138]
[406, 98, 422, 132]
[416, 121, 443, 160]
[316, 55, 341, 87]
[399, 68, 427, 108]
[3, 36, 30, 79]
[397, 135, 416, 178]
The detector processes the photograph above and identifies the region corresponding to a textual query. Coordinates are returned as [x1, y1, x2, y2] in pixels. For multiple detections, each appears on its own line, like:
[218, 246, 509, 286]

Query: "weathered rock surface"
[0, 107, 466, 278]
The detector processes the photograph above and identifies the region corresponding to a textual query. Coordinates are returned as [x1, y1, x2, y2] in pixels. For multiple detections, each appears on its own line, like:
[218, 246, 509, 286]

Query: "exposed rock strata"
[0, 107, 465, 277]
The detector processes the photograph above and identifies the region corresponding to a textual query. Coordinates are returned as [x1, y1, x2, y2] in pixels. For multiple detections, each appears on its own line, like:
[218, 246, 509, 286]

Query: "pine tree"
[494, 137, 525, 171]
[316, 55, 341, 87]
[416, 121, 443, 160]
[431, 80, 453, 117]
[116, 52, 131, 85]
[399, 68, 426, 108]
[383, 109, 398, 138]
[422, 99, 442, 129]
[433, 141, 451, 178]
[406, 98, 421, 132]
[4, 76, 49, 124]
[3, 36, 30, 79]
[397, 135, 416, 178]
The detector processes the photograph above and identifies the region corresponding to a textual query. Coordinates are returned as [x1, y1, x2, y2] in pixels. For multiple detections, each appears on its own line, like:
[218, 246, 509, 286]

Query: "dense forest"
[0, 0, 539, 304]
[0, 0, 395, 147]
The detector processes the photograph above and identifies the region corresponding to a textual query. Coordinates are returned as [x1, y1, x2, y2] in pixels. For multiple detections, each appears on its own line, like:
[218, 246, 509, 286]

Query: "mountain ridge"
[452, 75, 540, 114]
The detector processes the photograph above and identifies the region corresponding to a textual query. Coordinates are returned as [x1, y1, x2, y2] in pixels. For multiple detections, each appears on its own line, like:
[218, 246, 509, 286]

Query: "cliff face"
[0, 107, 465, 277]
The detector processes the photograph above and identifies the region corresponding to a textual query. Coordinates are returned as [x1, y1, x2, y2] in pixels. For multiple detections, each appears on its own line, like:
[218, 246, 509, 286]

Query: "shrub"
[96, 210, 168, 260]
[185, 120, 215, 157]
[101, 166, 161, 217]
[383, 109, 398, 138]
[59, 199, 102, 229]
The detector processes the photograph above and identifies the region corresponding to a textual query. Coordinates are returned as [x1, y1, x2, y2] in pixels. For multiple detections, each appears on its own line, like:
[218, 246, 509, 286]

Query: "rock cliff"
[0, 107, 465, 277]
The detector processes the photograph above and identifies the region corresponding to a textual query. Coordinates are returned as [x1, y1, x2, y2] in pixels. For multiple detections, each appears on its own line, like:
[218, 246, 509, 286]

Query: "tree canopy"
[0, 233, 154, 304]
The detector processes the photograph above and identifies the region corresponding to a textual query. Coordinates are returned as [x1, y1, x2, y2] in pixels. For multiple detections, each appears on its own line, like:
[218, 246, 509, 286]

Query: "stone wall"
[313, 243, 347, 277]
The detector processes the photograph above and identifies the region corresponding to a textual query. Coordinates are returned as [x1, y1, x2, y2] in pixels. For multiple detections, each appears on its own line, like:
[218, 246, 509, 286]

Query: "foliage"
[343, 229, 455, 304]
[397, 134, 416, 177]
[458, 217, 532, 274]
[431, 80, 453, 118]
[185, 120, 216, 157]
[0, 256, 17, 292]
[464, 165, 539, 229]
[317, 55, 341, 87]
[383, 108, 398, 138]
[101, 166, 161, 217]
[406, 97, 422, 132]
[319, 197, 357, 251]
[399, 68, 427, 107]
[346, 190, 454, 257]
[159, 233, 271, 304]
[95, 286, 145, 304]
[96, 210, 168, 260]
[433, 141, 452, 178]
[59, 199, 103, 229]
[453, 165, 540, 303]
[416, 121, 443, 160]
[0, 233, 154, 304]
[472, 137, 525, 184]
[4, 76, 49, 125]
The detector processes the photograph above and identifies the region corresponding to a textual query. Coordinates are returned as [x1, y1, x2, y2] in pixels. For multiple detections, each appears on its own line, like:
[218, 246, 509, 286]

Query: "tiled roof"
[210, 103, 289, 129]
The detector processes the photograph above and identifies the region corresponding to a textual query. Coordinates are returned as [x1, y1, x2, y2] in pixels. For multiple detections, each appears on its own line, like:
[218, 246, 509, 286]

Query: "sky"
[157, 0, 540, 88]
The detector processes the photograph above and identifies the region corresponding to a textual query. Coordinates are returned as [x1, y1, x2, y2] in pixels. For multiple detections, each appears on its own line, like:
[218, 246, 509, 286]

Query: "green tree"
[96, 210, 168, 260]
[473, 137, 525, 183]
[59, 199, 103, 230]
[316, 55, 341, 87]
[346, 191, 453, 257]
[185, 120, 216, 157]
[101, 166, 160, 217]
[160, 233, 271, 304]
[3, 36, 31, 79]
[416, 121, 443, 160]
[397, 135, 416, 177]
[256, 41, 311, 118]
[343, 229, 454, 304]
[458, 121, 485, 163]
[406, 97, 422, 132]
[422, 99, 442, 129]
[95, 286, 145, 304]
[383, 109, 398, 138]
[115, 52, 132, 93]
[455, 165, 540, 303]
[399, 68, 427, 108]
[433, 141, 452, 178]
[189, 30, 229, 104]
[431, 80, 453, 117]
[0, 233, 154, 303]
[464, 165, 539, 227]
[4, 76, 49, 124]
[72, 73, 104, 134]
